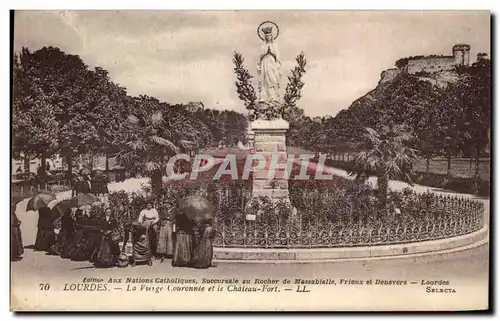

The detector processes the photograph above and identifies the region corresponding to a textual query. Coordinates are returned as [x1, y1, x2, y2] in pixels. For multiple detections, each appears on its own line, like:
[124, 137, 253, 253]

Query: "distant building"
[12, 153, 64, 176]
[404, 44, 470, 74]
[90, 155, 118, 170]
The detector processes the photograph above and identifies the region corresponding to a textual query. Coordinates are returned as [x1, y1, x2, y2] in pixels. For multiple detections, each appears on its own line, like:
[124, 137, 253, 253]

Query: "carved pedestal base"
[245, 118, 295, 219]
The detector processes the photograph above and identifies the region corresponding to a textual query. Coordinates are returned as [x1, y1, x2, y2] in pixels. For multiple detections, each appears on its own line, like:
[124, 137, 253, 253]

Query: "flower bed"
[95, 178, 485, 249]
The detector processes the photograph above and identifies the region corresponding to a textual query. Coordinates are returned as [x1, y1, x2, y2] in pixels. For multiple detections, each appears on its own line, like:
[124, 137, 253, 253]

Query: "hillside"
[329, 68, 457, 144]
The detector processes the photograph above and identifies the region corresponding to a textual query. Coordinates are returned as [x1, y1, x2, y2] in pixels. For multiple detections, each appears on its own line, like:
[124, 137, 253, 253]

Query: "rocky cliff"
[331, 67, 452, 142]
[378, 68, 401, 85]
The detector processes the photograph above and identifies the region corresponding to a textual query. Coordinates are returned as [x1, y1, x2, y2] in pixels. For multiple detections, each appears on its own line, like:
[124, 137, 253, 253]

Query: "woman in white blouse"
[137, 202, 160, 257]
[138, 203, 159, 226]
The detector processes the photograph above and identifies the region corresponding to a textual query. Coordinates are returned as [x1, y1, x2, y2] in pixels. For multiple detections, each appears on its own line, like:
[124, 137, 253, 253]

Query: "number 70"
[39, 283, 50, 291]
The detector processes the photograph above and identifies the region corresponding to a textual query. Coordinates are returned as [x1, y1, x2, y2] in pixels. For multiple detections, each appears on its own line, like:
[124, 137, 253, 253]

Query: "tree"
[218, 110, 248, 146]
[167, 104, 214, 149]
[456, 54, 491, 191]
[196, 109, 223, 147]
[14, 45, 250, 186]
[410, 84, 449, 175]
[349, 125, 419, 210]
[13, 48, 61, 179]
[116, 96, 196, 193]
[13, 46, 113, 179]
[418, 78, 468, 179]
[89, 67, 130, 172]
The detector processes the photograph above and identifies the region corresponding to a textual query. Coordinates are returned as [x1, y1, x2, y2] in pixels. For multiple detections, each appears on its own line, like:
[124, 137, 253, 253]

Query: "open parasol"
[93, 169, 105, 178]
[26, 192, 57, 212]
[70, 193, 100, 208]
[178, 195, 214, 222]
[80, 168, 91, 176]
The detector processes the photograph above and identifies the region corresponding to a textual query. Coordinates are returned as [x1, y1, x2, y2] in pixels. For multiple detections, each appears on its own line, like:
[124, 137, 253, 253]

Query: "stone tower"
[453, 44, 471, 66]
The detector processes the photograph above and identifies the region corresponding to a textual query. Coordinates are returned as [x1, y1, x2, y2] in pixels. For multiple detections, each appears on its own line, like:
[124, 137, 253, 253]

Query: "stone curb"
[213, 236, 488, 264]
[213, 226, 488, 263]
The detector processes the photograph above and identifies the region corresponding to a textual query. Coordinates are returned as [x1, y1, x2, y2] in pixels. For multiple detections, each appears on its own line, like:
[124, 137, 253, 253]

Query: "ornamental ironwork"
[100, 181, 485, 249]
[211, 189, 485, 248]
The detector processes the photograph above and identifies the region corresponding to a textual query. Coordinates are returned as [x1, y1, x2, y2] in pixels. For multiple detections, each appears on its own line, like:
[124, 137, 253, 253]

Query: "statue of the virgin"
[257, 22, 282, 103]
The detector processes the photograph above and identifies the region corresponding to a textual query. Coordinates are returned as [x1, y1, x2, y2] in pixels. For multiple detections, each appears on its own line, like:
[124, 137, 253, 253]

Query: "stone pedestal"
[246, 128, 255, 149]
[247, 118, 291, 208]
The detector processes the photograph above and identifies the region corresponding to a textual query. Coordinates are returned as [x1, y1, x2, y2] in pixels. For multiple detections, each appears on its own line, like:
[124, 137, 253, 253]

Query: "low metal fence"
[212, 190, 485, 248]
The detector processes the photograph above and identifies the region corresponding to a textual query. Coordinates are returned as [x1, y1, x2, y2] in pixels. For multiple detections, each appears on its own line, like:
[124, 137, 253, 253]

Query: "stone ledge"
[213, 226, 488, 262]
[251, 118, 290, 130]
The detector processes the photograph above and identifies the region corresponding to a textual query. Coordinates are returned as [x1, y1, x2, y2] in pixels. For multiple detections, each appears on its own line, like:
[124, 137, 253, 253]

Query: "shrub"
[95, 177, 484, 248]
[103, 178, 482, 227]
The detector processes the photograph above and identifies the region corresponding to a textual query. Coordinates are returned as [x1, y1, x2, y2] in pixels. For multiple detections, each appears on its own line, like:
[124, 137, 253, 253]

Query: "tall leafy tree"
[90, 67, 131, 172]
[13, 48, 61, 178]
[349, 125, 419, 209]
[456, 54, 491, 191]
[116, 96, 197, 193]
[13, 46, 110, 178]
[219, 110, 248, 146]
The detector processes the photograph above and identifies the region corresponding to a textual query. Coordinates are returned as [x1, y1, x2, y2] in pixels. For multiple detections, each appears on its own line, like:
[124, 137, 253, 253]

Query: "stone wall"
[407, 56, 456, 74]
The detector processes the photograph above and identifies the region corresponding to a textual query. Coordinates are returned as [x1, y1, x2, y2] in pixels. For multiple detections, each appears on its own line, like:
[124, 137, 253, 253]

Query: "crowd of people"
[10, 201, 216, 270]
[71, 173, 109, 196]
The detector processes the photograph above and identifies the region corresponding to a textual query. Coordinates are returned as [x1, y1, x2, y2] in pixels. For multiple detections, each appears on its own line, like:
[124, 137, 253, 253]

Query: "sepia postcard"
[10, 10, 491, 311]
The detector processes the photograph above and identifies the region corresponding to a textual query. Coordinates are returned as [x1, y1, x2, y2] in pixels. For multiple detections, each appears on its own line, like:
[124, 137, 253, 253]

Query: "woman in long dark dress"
[47, 213, 63, 256]
[156, 211, 174, 263]
[64, 209, 83, 259]
[60, 209, 76, 258]
[94, 208, 120, 267]
[98, 175, 109, 195]
[11, 206, 24, 261]
[171, 213, 194, 267]
[131, 222, 152, 266]
[191, 220, 216, 269]
[84, 213, 102, 262]
[70, 210, 101, 262]
[34, 206, 56, 251]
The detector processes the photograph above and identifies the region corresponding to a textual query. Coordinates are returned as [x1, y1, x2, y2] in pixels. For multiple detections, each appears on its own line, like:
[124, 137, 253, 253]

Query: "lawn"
[204, 147, 491, 182]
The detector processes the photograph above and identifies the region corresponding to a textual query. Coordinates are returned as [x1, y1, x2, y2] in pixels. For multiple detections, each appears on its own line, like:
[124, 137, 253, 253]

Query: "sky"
[13, 11, 490, 118]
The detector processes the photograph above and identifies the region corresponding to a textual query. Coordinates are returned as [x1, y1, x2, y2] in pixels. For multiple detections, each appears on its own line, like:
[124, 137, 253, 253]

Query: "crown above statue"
[262, 26, 273, 34]
[257, 21, 279, 41]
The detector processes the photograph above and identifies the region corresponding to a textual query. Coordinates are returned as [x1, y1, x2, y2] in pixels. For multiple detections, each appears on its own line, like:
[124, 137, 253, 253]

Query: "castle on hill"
[400, 44, 470, 74]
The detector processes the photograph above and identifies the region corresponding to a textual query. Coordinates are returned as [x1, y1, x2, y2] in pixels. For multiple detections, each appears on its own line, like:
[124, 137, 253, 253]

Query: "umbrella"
[47, 199, 60, 210]
[70, 193, 100, 208]
[51, 199, 74, 217]
[80, 168, 91, 175]
[93, 169, 105, 177]
[26, 192, 56, 212]
[178, 195, 214, 222]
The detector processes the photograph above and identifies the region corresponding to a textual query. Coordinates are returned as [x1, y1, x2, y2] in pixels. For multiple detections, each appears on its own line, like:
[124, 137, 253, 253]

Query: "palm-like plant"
[348, 125, 419, 209]
[116, 106, 195, 193]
